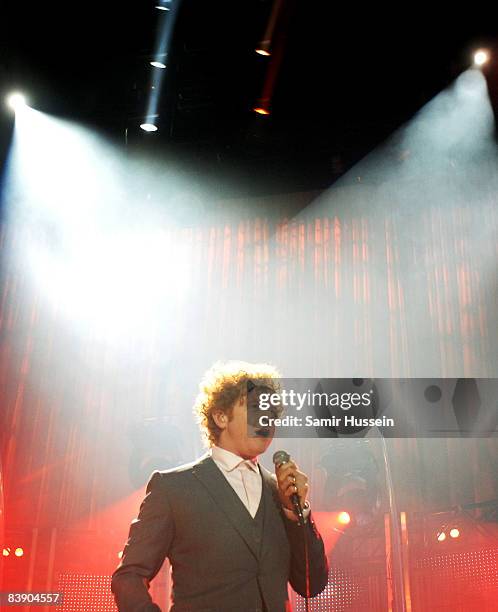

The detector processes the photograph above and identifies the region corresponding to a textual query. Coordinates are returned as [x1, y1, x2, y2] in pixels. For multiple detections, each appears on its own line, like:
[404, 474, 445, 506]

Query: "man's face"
[220, 389, 275, 459]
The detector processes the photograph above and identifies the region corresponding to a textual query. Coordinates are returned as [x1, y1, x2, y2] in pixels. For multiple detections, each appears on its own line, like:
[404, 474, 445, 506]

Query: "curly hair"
[194, 360, 281, 447]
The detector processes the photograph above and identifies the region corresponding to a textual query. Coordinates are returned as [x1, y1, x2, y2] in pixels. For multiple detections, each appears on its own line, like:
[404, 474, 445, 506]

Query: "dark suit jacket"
[111, 455, 328, 611]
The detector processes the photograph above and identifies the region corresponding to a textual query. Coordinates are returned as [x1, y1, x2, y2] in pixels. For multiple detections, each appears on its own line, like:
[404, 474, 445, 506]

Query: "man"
[111, 361, 328, 611]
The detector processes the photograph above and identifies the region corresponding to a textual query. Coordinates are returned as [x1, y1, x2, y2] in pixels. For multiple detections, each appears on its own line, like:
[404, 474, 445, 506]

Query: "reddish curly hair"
[194, 360, 281, 447]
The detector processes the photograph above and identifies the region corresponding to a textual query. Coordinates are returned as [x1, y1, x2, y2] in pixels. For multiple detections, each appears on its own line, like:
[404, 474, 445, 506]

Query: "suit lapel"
[260, 464, 284, 522]
[192, 456, 261, 560]
[260, 464, 278, 493]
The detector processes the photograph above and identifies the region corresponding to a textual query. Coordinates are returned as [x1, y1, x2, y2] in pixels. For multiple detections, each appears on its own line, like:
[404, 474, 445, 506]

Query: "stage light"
[117, 551, 123, 559]
[320, 440, 381, 528]
[155, 0, 171, 9]
[473, 50, 489, 67]
[140, 123, 158, 132]
[449, 527, 460, 538]
[14, 547, 24, 557]
[150, 61, 167, 69]
[436, 531, 446, 542]
[338, 511, 351, 525]
[255, 40, 271, 56]
[6, 92, 27, 112]
[253, 106, 270, 116]
[2, 547, 10, 556]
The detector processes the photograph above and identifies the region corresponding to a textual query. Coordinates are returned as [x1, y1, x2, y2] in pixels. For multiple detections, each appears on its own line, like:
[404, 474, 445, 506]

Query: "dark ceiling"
[2, 1, 498, 195]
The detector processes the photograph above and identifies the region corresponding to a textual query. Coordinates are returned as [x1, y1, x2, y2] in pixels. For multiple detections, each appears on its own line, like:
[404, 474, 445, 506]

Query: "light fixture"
[255, 40, 271, 56]
[14, 548, 24, 557]
[6, 92, 27, 112]
[473, 49, 489, 67]
[436, 531, 446, 542]
[449, 527, 460, 539]
[253, 97, 271, 115]
[140, 123, 158, 132]
[150, 61, 167, 69]
[255, 0, 286, 57]
[338, 511, 351, 525]
[155, 0, 171, 9]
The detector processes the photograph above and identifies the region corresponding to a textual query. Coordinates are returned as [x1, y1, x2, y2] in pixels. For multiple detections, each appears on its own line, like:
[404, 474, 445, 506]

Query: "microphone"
[272, 450, 305, 526]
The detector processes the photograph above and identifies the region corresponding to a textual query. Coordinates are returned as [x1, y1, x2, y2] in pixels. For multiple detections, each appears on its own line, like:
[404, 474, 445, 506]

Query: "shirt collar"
[211, 446, 259, 473]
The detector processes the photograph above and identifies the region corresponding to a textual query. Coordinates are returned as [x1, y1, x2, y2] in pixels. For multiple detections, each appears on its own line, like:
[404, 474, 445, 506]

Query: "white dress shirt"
[211, 446, 262, 518]
[210, 446, 310, 522]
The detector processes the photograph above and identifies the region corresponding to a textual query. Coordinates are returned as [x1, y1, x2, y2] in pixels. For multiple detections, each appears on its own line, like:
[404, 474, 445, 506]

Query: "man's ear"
[212, 410, 228, 430]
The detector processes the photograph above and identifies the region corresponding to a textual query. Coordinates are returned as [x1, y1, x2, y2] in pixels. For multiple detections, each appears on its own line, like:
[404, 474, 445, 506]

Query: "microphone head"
[272, 450, 290, 466]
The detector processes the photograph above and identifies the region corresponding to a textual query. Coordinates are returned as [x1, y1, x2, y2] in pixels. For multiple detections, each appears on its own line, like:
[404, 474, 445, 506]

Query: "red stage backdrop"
[1, 186, 497, 610]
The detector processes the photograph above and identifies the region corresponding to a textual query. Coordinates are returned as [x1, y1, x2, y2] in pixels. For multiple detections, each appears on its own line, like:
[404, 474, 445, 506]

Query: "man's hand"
[275, 460, 309, 513]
